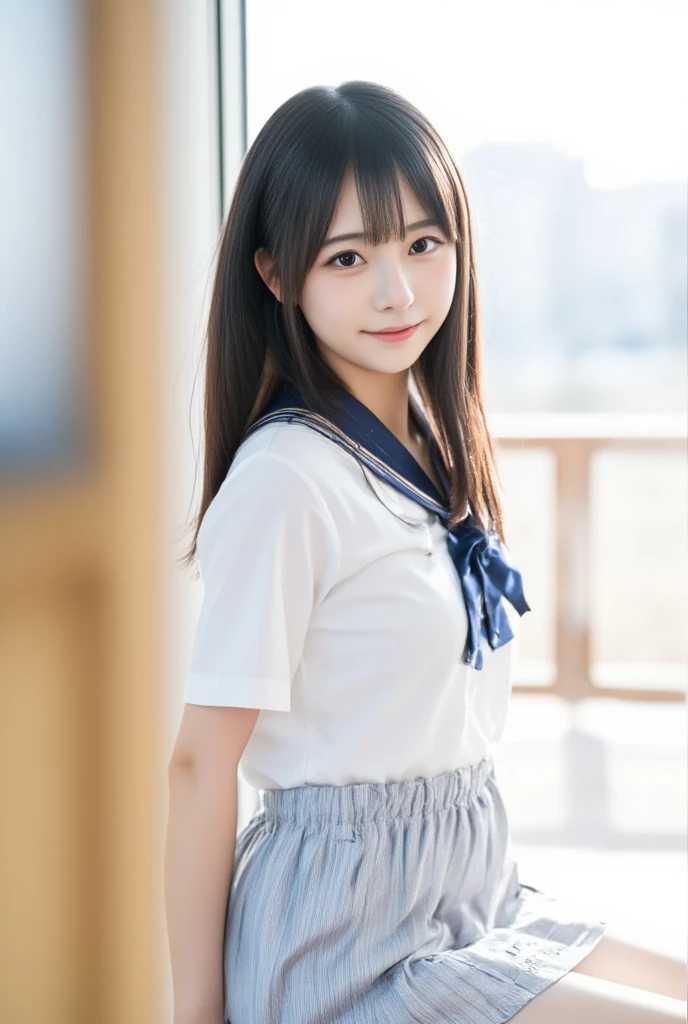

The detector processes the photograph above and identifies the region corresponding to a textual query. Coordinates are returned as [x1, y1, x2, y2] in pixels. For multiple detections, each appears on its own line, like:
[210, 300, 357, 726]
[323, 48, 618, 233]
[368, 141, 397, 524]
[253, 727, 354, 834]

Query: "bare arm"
[165, 704, 260, 1024]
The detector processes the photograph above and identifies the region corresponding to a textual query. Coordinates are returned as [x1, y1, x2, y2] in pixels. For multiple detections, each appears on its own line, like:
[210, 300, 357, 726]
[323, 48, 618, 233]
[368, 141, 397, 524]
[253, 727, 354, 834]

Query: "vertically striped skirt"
[224, 756, 606, 1023]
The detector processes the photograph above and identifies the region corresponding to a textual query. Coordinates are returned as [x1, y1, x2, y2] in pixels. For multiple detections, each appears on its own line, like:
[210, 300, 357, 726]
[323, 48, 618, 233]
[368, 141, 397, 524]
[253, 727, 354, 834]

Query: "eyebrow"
[321, 218, 442, 249]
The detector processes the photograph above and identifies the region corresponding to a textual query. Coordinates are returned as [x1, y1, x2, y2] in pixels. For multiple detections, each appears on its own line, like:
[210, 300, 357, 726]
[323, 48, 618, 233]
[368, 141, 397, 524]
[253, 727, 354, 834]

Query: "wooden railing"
[494, 414, 686, 703]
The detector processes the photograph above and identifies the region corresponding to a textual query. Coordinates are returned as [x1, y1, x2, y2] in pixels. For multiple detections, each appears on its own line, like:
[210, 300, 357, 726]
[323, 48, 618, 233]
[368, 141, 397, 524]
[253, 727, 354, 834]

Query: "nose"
[370, 259, 414, 311]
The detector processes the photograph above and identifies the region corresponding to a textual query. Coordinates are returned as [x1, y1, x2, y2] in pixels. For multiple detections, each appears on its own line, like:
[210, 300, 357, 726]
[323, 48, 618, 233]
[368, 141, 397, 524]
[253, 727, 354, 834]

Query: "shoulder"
[233, 418, 361, 502]
[199, 420, 355, 550]
[240, 418, 353, 470]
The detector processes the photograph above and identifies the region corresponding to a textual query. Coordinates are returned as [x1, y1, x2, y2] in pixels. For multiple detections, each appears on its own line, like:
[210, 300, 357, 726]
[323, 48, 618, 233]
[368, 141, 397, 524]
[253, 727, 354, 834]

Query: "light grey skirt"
[224, 756, 606, 1023]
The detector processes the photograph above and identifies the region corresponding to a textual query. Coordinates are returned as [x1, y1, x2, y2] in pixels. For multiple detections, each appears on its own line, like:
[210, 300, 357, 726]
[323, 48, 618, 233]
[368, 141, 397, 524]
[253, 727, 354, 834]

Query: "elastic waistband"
[258, 757, 495, 830]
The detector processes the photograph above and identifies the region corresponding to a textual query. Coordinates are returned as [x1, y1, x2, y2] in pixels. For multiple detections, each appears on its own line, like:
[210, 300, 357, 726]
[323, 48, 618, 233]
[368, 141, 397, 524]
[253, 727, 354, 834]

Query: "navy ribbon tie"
[447, 516, 531, 670]
[246, 383, 532, 672]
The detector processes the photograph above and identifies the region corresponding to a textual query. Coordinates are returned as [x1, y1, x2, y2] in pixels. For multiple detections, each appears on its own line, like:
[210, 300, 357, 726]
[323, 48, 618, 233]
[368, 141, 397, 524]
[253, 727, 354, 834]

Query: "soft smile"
[362, 321, 423, 342]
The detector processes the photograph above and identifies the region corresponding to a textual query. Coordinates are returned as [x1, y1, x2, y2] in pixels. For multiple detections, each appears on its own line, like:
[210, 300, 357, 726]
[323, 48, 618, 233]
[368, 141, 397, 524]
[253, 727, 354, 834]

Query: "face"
[255, 168, 457, 395]
[300, 170, 457, 390]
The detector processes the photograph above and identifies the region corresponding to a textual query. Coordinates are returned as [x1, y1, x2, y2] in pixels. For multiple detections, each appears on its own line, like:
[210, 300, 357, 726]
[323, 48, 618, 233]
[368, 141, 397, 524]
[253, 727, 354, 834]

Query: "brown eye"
[410, 236, 442, 255]
[328, 251, 361, 269]
[326, 235, 443, 269]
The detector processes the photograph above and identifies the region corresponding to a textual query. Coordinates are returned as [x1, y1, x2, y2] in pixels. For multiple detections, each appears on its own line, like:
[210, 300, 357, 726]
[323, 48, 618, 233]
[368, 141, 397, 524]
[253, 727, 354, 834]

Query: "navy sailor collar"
[245, 383, 530, 670]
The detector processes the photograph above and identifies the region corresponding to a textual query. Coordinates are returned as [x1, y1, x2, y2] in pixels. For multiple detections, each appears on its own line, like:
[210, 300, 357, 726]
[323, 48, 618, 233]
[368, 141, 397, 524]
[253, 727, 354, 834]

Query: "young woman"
[165, 81, 687, 1024]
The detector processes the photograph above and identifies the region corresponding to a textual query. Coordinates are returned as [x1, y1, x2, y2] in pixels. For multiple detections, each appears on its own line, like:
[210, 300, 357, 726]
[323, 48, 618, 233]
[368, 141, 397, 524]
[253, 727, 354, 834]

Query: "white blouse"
[183, 418, 521, 790]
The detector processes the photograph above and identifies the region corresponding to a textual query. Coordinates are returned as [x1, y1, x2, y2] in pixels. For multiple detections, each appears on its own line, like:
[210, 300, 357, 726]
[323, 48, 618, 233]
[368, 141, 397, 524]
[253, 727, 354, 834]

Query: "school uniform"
[184, 382, 606, 1024]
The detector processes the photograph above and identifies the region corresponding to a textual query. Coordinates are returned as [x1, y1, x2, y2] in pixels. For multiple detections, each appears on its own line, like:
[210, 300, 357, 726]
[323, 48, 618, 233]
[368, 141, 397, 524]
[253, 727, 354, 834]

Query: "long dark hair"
[180, 80, 506, 569]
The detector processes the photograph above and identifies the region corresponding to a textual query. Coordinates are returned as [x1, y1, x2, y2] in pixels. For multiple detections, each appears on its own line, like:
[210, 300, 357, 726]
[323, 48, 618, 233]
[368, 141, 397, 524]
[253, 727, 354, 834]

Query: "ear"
[254, 247, 282, 303]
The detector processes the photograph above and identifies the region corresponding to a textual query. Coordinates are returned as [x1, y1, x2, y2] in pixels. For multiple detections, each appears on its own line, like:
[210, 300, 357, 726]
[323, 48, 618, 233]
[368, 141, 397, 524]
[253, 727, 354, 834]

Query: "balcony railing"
[493, 414, 686, 703]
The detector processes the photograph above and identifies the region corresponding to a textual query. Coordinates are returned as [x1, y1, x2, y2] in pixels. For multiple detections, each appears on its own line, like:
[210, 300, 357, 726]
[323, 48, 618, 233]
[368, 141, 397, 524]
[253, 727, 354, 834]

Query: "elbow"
[168, 703, 261, 776]
[167, 751, 194, 774]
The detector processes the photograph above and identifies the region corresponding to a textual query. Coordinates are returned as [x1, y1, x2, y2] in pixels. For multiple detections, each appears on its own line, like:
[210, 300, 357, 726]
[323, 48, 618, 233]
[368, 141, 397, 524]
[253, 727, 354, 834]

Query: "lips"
[363, 321, 423, 342]
[369, 322, 419, 334]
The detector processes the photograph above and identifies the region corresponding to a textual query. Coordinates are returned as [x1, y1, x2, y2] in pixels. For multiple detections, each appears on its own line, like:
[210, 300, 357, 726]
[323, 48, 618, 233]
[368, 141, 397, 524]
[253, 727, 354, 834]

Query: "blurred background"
[0, 1, 685, 1021]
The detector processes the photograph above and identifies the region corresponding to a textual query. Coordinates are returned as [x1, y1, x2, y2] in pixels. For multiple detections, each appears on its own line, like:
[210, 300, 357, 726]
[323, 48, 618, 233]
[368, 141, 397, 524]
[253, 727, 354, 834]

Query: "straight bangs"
[269, 93, 461, 306]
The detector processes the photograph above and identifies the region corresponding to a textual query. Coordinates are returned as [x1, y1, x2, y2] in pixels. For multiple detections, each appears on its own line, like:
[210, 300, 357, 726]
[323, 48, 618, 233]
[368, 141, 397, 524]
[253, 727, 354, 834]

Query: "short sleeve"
[183, 451, 341, 711]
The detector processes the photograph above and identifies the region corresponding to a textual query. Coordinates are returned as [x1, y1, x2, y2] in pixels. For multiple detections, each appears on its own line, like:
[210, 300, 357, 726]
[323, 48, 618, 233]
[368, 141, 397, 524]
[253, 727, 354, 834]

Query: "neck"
[330, 363, 415, 446]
